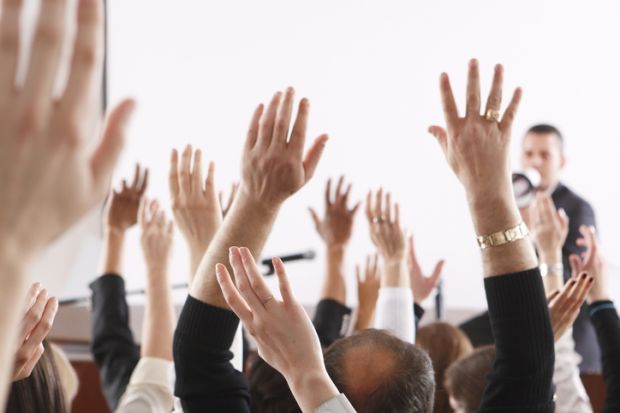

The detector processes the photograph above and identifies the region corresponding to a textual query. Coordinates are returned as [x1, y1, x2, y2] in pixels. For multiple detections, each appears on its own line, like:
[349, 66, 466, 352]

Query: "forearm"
[539, 248, 564, 293]
[0, 255, 31, 407]
[142, 269, 175, 361]
[354, 305, 376, 331]
[288, 369, 340, 413]
[99, 229, 126, 274]
[480, 269, 555, 410]
[321, 246, 346, 303]
[589, 301, 620, 412]
[190, 193, 278, 308]
[468, 188, 538, 277]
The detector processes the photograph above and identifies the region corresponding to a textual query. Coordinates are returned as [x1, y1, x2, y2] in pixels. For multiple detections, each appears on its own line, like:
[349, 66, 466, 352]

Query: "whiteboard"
[37, 0, 620, 311]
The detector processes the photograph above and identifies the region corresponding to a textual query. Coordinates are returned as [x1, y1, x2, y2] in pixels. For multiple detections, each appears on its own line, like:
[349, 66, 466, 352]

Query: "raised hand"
[13, 283, 58, 381]
[354, 254, 381, 331]
[547, 274, 593, 342]
[429, 60, 536, 276]
[570, 226, 609, 303]
[139, 198, 175, 361]
[0, 1, 133, 403]
[170, 145, 222, 276]
[406, 234, 444, 305]
[139, 199, 174, 273]
[239, 87, 328, 211]
[104, 164, 148, 232]
[530, 192, 568, 263]
[0, 0, 135, 254]
[365, 189, 408, 288]
[428, 60, 521, 200]
[216, 247, 339, 412]
[365, 189, 405, 263]
[309, 176, 360, 248]
[189, 88, 328, 309]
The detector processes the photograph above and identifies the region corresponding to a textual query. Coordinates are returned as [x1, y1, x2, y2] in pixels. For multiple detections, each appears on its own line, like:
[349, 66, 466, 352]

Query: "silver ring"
[372, 217, 385, 224]
[261, 296, 274, 306]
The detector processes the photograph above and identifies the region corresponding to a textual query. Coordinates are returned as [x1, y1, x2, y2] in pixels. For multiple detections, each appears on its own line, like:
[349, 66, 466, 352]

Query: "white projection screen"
[38, 0, 620, 316]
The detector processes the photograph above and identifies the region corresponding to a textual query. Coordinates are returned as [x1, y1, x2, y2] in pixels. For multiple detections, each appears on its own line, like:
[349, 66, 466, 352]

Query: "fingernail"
[588, 278, 594, 284]
[580, 272, 588, 280]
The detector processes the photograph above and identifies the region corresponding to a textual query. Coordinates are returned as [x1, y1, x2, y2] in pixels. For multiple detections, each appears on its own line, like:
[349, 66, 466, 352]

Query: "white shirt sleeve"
[115, 357, 176, 413]
[553, 329, 592, 413]
[314, 394, 357, 413]
[373, 287, 415, 343]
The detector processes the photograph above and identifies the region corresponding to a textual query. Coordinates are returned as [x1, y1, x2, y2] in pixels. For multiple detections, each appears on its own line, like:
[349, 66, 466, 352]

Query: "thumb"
[91, 99, 136, 198]
[302, 134, 328, 183]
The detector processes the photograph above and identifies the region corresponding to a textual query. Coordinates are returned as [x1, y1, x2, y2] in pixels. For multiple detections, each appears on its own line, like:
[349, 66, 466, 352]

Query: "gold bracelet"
[476, 222, 529, 250]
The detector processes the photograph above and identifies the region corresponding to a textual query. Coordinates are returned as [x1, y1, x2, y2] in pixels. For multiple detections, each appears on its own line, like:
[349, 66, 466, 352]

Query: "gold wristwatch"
[476, 222, 529, 250]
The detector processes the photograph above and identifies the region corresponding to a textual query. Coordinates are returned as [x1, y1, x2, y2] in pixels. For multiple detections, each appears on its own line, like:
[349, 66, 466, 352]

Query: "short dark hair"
[526, 124, 564, 152]
[324, 329, 435, 413]
[7, 340, 68, 413]
[249, 357, 301, 413]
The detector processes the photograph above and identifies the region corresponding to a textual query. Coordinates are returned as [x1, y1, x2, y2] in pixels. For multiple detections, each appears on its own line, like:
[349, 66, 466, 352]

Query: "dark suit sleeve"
[589, 301, 620, 413]
[312, 299, 352, 348]
[563, 200, 596, 262]
[89, 274, 140, 411]
[479, 269, 555, 412]
[174, 295, 251, 413]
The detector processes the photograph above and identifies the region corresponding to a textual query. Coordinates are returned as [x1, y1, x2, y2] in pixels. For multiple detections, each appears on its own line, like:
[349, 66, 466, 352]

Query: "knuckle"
[73, 47, 100, 68]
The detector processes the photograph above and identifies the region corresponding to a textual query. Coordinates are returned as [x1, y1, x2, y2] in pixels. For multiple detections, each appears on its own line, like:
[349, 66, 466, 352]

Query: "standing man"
[521, 124, 599, 374]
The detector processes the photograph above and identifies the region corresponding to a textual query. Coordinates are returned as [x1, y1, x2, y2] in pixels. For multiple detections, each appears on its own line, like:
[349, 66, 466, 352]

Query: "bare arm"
[169, 146, 223, 282]
[0, 0, 132, 405]
[429, 60, 552, 411]
[139, 199, 175, 361]
[309, 176, 360, 303]
[189, 87, 328, 308]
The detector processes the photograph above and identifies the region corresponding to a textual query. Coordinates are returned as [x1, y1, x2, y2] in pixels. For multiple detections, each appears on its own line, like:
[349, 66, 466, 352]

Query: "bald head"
[324, 329, 435, 413]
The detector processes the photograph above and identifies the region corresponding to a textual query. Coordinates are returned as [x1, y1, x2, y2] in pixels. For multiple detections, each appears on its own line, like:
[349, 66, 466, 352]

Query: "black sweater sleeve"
[173, 295, 251, 413]
[312, 299, 352, 348]
[589, 300, 620, 413]
[479, 269, 555, 412]
[89, 274, 140, 411]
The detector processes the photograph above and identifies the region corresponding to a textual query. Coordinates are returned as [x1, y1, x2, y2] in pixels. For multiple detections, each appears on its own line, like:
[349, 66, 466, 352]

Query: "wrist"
[237, 186, 282, 217]
[287, 367, 339, 411]
[104, 227, 126, 241]
[381, 259, 408, 288]
[588, 292, 611, 304]
[467, 191, 521, 236]
[539, 250, 562, 265]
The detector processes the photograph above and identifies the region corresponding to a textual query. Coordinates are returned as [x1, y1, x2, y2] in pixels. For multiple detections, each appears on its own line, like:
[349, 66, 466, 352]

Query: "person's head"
[444, 345, 496, 413]
[324, 329, 435, 413]
[521, 124, 566, 191]
[248, 357, 301, 413]
[6, 340, 68, 413]
[416, 322, 474, 413]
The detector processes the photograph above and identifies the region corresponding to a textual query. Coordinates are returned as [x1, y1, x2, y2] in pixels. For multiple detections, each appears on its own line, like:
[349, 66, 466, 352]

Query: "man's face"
[521, 133, 565, 191]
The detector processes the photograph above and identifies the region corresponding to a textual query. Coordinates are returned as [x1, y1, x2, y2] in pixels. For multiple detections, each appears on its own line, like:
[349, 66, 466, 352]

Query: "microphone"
[512, 169, 541, 208]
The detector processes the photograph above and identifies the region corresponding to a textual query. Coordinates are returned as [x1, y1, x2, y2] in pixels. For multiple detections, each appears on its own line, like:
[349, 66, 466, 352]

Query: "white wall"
[40, 0, 620, 311]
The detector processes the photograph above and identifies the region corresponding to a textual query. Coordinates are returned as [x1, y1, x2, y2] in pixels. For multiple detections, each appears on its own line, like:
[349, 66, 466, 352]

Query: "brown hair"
[6, 340, 68, 413]
[324, 329, 435, 413]
[416, 322, 473, 413]
[444, 345, 496, 413]
[248, 357, 301, 413]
